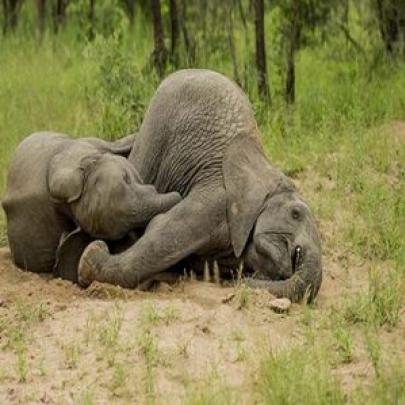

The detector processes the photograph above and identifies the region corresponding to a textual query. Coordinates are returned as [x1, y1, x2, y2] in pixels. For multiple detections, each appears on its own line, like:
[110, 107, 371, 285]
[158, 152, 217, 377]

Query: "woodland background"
[0, 1, 404, 404]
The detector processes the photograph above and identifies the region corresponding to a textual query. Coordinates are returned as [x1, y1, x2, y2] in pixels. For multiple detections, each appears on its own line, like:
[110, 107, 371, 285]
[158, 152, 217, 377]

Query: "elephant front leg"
[54, 228, 94, 283]
[78, 189, 227, 288]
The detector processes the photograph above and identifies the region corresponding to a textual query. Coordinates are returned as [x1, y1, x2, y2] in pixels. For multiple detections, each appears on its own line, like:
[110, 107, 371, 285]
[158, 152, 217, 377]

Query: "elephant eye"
[291, 207, 302, 221]
[123, 171, 131, 185]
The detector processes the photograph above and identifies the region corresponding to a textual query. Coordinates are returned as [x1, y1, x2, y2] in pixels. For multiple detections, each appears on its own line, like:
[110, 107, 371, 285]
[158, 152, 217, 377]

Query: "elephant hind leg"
[78, 188, 227, 289]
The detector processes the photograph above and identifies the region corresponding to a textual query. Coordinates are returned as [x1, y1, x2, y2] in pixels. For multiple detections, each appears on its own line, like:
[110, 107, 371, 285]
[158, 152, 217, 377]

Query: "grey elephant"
[1, 132, 181, 282]
[78, 69, 323, 302]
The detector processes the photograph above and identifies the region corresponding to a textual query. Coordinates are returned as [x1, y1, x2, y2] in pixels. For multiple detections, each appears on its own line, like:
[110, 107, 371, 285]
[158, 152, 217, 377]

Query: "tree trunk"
[375, 0, 400, 54]
[285, 17, 301, 104]
[237, 0, 247, 30]
[122, 0, 135, 28]
[228, 1, 241, 86]
[52, 0, 68, 34]
[88, 0, 95, 40]
[37, 0, 46, 43]
[2, 0, 8, 35]
[180, 0, 194, 65]
[253, 0, 270, 103]
[342, 0, 349, 26]
[169, 0, 179, 65]
[201, 0, 208, 41]
[150, 0, 168, 78]
[3, 0, 23, 33]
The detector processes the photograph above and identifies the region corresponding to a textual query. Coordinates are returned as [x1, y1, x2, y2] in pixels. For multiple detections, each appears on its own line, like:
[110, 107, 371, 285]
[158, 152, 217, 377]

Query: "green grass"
[341, 265, 403, 328]
[257, 346, 345, 404]
[62, 340, 82, 369]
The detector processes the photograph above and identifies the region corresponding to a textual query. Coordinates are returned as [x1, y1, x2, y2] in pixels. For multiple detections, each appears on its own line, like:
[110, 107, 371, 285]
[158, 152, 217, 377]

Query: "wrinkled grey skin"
[79, 69, 322, 302]
[1, 132, 181, 281]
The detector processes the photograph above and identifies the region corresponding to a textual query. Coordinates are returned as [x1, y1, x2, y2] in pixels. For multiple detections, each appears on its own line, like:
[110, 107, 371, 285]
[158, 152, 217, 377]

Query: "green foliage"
[185, 367, 237, 405]
[77, 387, 95, 405]
[137, 329, 159, 400]
[96, 303, 124, 366]
[15, 344, 29, 383]
[69, 0, 128, 39]
[62, 341, 82, 369]
[334, 324, 353, 363]
[257, 346, 344, 404]
[108, 362, 131, 398]
[357, 366, 405, 404]
[83, 34, 155, 138]
[342, 266, 403, 328]
[139, 303, 180, 327]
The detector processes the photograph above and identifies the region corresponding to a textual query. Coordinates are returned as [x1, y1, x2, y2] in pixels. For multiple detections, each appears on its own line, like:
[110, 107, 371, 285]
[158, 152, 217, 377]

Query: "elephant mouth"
[292, 245, 303, 274]
[245, 238, 304, 281]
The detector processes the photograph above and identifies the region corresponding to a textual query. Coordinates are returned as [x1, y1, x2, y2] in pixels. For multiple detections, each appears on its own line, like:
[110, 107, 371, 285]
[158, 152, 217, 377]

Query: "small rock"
[269, 298, 291, 314]
[156, 281, 173, 293]
[197, 324, 211, 334]
[0, 299, 4, 307]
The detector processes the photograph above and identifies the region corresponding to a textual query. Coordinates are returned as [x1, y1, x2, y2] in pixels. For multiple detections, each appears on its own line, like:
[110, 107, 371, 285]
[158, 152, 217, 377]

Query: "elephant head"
[47, 137, 181, 240]
[223, 133, 322, 302]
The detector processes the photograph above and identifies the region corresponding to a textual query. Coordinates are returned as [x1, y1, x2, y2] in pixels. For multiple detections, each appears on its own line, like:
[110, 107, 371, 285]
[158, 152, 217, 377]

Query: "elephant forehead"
[53, 142, 98, 167]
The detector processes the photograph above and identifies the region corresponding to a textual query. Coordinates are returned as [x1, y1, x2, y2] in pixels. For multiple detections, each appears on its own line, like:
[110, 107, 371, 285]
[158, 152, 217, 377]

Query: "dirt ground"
[1, 242, 403, 404]
[0, 246, 302, 404]
[0, 122, 404, 404]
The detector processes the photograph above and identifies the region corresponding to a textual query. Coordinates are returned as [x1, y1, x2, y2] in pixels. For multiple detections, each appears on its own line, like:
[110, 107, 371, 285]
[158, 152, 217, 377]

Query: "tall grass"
[257, 346, 345, 404]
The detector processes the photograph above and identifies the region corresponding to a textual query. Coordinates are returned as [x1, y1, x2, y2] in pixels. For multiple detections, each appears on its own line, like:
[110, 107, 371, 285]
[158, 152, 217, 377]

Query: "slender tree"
[88, 0, 95, 40]
[120, 0, 136, 28]
[2, 0, 24, 34]
[375, 0, 405, 55]
[52, 0, 69, 34]
[2, 0, 8, 34]
[285, 7, 301, 104]
[180, 0, 194, 64]
[228, 0, 241, 85]
[253, 0, 270, 103]
[276, 0, 336, 104]
[37, 0, 46, 42]
[237, 0, 247, 30]
[169, 0, 179, 64]
[150, 0, 168, 78]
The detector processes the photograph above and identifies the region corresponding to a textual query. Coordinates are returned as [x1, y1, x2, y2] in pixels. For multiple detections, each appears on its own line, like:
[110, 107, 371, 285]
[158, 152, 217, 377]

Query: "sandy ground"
[2, 243, 403, 404]
[0, 246, 304, 404]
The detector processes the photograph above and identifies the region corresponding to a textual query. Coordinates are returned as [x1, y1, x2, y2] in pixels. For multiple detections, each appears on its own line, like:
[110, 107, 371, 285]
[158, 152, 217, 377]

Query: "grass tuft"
[257, 346, 344, 405]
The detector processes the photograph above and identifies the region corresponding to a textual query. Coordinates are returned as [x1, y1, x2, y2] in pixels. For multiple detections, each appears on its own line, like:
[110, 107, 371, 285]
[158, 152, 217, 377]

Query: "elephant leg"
[78, 188, 227, 288]
[54, 228, 94, 283]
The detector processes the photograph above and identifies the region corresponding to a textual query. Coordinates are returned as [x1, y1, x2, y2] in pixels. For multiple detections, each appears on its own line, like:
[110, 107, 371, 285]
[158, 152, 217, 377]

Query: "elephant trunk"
[155, 192, 182, 215]
[246, 251, 322, 303]
[131, 189, 182, 227]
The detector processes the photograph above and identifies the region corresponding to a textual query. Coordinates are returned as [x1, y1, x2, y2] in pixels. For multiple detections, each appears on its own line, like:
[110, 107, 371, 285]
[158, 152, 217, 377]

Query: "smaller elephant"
[1, 132, 181, 282]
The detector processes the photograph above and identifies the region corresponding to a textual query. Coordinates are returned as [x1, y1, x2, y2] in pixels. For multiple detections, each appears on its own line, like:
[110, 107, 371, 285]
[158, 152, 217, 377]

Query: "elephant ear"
[82, 133, 136, 157]
[223, 133, 289, 258]
[47, 145, 101, 204]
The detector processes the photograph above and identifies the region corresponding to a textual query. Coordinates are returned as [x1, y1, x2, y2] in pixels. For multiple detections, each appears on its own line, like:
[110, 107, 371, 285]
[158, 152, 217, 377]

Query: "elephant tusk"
[293, 245, 302, 273]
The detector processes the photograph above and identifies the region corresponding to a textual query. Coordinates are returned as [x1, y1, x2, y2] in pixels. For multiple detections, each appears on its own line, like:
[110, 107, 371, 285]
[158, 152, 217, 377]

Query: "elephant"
[78, 69, 323, 302]
[1, 132, 181, 282]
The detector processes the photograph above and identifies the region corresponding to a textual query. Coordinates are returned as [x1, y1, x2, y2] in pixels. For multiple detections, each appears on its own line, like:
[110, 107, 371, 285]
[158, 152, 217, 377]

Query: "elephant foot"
[78, 240, 109, 288]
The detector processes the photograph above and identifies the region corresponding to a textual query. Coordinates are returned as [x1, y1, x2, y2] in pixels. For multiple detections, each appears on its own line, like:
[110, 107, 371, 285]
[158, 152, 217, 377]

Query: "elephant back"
[129, 69, 258, 195]
[2, 133, 71, 272]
